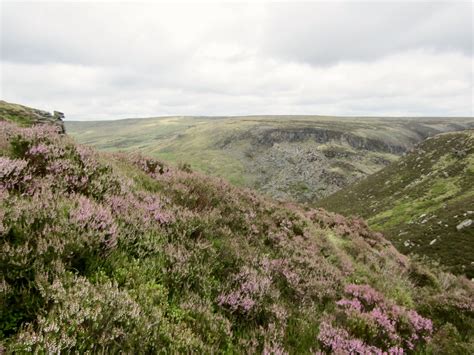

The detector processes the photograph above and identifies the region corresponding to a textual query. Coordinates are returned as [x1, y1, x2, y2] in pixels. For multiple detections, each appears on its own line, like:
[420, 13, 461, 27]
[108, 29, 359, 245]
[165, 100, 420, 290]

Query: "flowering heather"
[217, 266, 272, 316]
[70, 196, 118, 250]
[0, 157, 30, 190]
[319, 284, 434, 352]
[318, 321, 404, 355]
[0, 120, 473, 352]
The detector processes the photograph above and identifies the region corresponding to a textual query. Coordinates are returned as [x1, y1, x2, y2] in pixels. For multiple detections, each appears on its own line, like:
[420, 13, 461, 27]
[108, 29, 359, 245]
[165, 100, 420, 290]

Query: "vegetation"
[67, 115, 474, 203]
[1, 114, 473, 352]
[0, 101, 64, 132]
[319, 131, 474, 278]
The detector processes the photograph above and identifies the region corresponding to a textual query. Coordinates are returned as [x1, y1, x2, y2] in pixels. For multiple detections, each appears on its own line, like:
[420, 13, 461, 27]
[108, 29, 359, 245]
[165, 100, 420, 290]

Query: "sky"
[1, 0, 473, 120]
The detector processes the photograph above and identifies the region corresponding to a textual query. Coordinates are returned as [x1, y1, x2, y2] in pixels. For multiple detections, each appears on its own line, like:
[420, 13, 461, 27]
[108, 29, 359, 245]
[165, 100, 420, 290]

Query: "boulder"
[456, 219, 473, 231]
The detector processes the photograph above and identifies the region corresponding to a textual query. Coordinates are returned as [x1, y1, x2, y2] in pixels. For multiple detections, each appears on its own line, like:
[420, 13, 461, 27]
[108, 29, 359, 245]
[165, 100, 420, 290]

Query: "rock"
[53, 111, 65, 120]
[456, 219, 473, 231]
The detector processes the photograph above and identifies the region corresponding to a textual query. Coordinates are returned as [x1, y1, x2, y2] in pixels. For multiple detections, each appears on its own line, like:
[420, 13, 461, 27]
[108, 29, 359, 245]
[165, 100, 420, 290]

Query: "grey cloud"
[1, 2, 472, 119]
[1, 3, 188, 67]
[262, 2, 472, 65]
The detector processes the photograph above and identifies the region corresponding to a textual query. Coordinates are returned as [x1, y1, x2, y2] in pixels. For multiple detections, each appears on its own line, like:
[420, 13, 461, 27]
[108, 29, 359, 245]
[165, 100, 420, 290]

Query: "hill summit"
[0, 107, 473, 353]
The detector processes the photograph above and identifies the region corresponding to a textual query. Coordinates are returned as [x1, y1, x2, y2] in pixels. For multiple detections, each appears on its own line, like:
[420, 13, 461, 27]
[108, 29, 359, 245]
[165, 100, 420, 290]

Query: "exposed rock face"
[218, 127, 408, 154]
[251, 128, 407, 154]
[246, 142, 378, 202]
[28, 108, 65, 133]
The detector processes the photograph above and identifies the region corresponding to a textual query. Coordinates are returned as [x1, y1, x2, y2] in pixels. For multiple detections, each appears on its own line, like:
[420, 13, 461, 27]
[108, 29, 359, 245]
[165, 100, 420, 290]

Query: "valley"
[67, 115, 474, 203]
[3, 1, 472, 352]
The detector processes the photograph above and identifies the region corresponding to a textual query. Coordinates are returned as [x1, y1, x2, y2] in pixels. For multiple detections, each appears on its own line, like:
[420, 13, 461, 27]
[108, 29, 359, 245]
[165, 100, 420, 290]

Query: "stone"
[53, 111, 65, 120]
[456, 219, 473, 231]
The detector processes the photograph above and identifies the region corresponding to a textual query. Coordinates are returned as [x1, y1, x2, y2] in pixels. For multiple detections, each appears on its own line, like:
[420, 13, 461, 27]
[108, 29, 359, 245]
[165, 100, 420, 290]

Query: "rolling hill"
[318, 130, 474, 278]
[1, 104, 473, 352]
[66, 114, 474, 203]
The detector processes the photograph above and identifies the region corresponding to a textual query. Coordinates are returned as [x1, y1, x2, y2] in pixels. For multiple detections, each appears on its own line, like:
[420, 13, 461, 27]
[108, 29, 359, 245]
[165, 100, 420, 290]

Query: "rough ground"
[1, 103, 473, 353]
[319, 130, 474, 278]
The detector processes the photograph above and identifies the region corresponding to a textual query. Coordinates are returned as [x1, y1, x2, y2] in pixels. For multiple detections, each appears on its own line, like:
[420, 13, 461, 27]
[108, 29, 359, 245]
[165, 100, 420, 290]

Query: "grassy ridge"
[319, 130, 474, 278]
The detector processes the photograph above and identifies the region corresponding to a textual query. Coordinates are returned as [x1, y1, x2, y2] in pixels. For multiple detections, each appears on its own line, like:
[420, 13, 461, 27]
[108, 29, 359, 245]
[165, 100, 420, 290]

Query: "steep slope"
[67, 115, 474, 203]
[0, 100, 65, 133]
[319, 130, 474, 278]
[1, 116, 473, 353]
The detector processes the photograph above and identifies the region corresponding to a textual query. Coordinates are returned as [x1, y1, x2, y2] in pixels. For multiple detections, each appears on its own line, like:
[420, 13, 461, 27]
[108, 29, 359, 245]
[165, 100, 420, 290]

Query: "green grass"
[319, 130, 474, 277]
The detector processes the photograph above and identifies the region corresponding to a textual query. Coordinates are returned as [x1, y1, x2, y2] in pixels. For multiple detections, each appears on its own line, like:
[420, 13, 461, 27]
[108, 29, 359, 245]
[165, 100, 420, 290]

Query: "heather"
[1, 121, 473, 353]
[319, 130, 474, 278]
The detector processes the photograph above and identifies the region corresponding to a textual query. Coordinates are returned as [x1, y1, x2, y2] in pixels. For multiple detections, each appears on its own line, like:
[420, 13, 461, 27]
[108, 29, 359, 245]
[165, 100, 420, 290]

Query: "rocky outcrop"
[32, 110, 66, 133]
[218, 127, 407, 154]
[0, 101, 66, 133]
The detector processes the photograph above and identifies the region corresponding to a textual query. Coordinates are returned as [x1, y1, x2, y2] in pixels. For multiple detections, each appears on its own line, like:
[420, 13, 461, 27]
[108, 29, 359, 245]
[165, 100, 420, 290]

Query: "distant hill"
[67, 115, 474, 203]
[0, 100, 65, 133]
[319, 130, 474, 278]
[2, 107, 473, 352]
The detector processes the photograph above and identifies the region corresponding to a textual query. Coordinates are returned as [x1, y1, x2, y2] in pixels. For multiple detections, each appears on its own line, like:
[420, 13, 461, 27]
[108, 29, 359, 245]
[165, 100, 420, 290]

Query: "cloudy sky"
[1, 1, 473, 120]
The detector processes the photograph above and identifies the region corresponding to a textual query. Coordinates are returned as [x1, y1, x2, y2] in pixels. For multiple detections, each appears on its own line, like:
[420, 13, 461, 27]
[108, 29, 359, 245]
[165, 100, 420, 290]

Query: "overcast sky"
[1, 1, 473, 120]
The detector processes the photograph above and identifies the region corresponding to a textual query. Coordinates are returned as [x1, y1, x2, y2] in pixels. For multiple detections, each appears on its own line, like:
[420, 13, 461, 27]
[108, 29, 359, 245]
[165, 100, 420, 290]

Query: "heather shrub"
[1, 121, 474, 352]
[10, 274, 142, 353]
[0, 157, 30, 192]
[414, 273, 474, 341]
[318, 284, 433, 353]
[427, 323, 473, 354]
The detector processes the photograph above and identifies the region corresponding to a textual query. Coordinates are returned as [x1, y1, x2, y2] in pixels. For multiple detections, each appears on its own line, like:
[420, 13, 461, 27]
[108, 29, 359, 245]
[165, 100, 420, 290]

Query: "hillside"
[1, 111, 474, 352]
[0, 100, 65, 133]
[66, 115, 474, 203]
[318, 130, 474, 278]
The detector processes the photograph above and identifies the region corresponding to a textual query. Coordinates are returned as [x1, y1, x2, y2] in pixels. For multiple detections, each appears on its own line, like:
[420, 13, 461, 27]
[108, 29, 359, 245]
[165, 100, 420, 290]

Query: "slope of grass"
[67, 115, 474, 202]
[0, 101, 52, 126]
[2, 119, 473, 353]
[319, 130, 474, 278]
[0, 100, 65, 133]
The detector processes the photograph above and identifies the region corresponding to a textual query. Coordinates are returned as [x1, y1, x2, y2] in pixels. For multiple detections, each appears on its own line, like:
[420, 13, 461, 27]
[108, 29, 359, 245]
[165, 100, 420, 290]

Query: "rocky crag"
[0, 100, 65, 133]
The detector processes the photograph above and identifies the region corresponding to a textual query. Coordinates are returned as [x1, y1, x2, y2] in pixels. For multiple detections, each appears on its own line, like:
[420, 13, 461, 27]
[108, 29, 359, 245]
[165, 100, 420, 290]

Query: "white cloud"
[1, 1, 472, 119]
